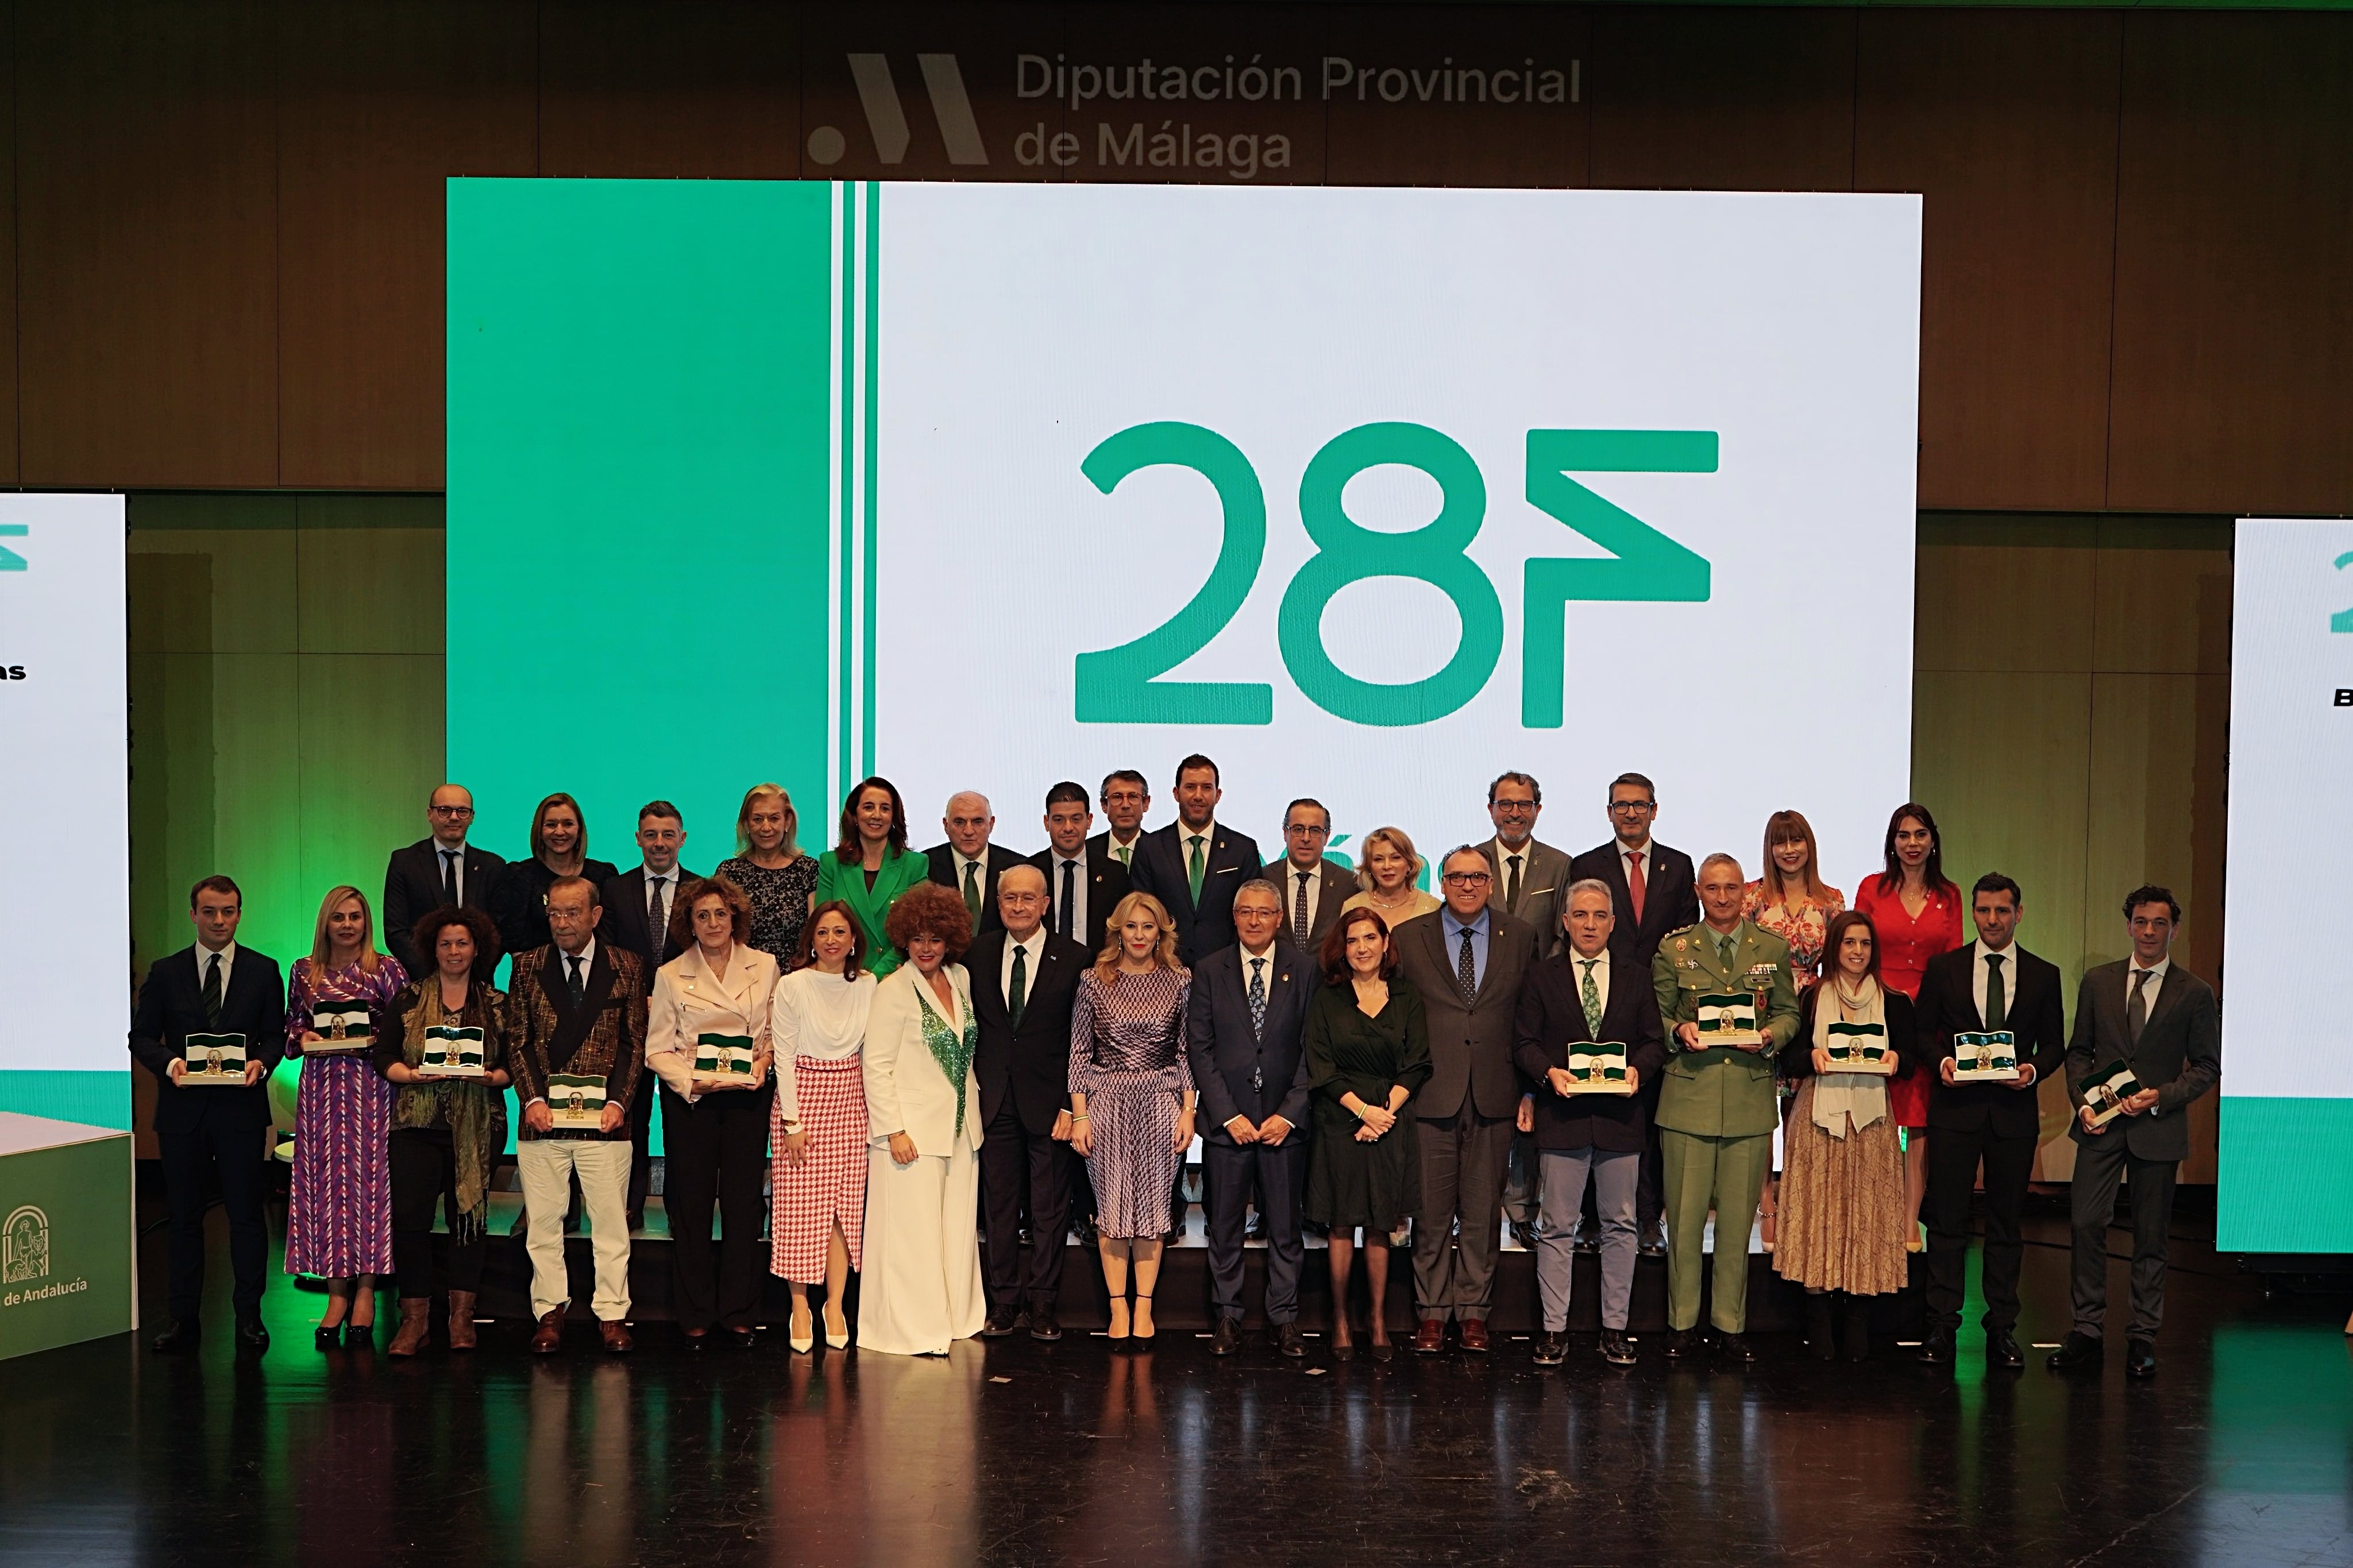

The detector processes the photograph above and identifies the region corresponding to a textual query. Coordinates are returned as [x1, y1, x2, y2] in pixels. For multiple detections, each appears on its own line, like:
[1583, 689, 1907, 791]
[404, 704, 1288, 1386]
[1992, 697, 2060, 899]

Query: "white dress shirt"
[195, 939, 238, 994]
[1000, 926, 1047, 1007]
[1971, 938, 2020, 1025]
[1048, 852, 1090, 944]
[435, 841, 470, 904]
[2127, 954, 2170, 1002]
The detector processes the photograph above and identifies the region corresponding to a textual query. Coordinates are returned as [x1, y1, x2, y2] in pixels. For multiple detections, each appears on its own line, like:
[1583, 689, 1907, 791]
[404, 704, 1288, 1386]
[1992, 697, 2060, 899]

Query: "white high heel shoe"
[824, 1314, 850, 1350]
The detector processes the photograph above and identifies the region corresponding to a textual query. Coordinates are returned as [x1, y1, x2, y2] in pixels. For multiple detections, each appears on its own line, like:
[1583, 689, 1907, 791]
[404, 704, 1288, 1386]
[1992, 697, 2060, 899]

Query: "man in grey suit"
[2047, 885, 2220, 1381]
[1185, 879, 1315, 1356]
[1480, 770, 1573, 1246]
[1270, 797, 1356, 956]
[1394, 845, 1540, 1354]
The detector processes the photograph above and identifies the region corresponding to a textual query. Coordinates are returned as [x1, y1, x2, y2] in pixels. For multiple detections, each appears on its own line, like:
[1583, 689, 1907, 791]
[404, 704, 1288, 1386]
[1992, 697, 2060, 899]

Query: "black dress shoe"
[1986, 1328, 2026, 1369]
[151, 1320, 200, 1354]
[1917, 1326, 1954, 1366]
[1070, 1215, 1098, 1247]
[730, 1328, 759, 1352]
[1530, 1331, 1568, 1367]
[236, 1315, 271, 1353]
[1714, 1332, 1754, 1370]
[1600, 1328, 1637, 1366]
[1638, 1237, 1668, 1261]
[2125, 1338, 2158, 1379]
[1571, 1230, 1599, 1255]
[1210, 1316, 1242, 1355]
[1665, 1327, 1698, 1360]
[1273, 1323, 1306, 1358]
[978, 1306, 1024, 1339]
[1245, 1213, 1268, 1242]
[2047, 1330, 2104, 1372]
[1030, 1310, 1063, 1342]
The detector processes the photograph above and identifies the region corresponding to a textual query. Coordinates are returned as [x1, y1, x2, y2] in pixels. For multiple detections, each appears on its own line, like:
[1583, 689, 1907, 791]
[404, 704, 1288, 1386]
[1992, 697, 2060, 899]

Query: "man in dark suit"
[1031, 781, 1129, 953]
[383, 782, 506, 972]
[1569, 771, 1699, 1256]
[1915, 872, 2067, 1370]
[2049, 885, 2220, 1380]
[925, 790, 1025, 936]
[1514, 878, 1665, 1367]
[129, 875, 287, 1354]
[1128, 754, 1264, 967]
[969, 864, 1091, 1342]
[1090, 768, 1151, 871]
[1268, 797, 1356, 956]
[1394, 845, 1540, 1354]
[1186, 879, 1316, 1356]
[600, 799, 698, 1229]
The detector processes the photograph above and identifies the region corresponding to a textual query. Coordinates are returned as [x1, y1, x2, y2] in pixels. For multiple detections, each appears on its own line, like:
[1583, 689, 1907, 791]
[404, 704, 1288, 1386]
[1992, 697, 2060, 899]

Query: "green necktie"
[962, 859, 981, 920]
[1578, 957, 1602, 1037]
[1984, 952, 2007, 1032]
[1114, 841, 1131, 867]
[1187, 833, 1207, 905]
[1008, 943, 1028, 1029]
[1716, 932, 1735, 971]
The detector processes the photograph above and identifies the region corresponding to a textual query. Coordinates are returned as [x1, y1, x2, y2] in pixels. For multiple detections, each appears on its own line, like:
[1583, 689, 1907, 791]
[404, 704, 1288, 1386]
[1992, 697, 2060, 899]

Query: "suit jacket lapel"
[2143, 965, 2188, 1033]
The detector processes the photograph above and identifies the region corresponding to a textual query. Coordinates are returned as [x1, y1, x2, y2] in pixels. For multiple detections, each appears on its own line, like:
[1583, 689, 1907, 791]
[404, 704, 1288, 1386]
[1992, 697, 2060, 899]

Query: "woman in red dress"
[1849, 802, 1964, 1252]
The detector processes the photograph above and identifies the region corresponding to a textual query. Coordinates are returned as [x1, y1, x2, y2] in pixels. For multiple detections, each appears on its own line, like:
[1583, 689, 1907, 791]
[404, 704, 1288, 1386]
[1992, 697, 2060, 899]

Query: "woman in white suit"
[645, 876, 780, 1349]
[858, 880, 987, 1356]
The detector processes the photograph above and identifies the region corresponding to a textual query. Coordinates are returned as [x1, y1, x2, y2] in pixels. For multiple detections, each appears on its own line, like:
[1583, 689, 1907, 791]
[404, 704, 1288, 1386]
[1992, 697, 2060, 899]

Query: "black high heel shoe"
[314, 1324, 344, 1351]
[1132, 1292, 1156, 1347]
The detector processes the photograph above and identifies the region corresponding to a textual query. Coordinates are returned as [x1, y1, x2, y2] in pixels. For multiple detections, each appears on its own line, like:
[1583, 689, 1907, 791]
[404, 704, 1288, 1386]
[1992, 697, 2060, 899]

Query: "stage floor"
[3, 1192, 2349, 1565]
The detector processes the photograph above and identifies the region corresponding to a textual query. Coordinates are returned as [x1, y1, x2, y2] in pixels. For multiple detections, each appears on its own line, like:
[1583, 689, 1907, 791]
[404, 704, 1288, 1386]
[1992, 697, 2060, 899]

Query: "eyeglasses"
[1442, 871, 1492, 886]
[1285, 824, 1329, 836]
[1608, 800, 1656, 814]
[1491, 801, 1537, 814]
[430, 805, 476, 818]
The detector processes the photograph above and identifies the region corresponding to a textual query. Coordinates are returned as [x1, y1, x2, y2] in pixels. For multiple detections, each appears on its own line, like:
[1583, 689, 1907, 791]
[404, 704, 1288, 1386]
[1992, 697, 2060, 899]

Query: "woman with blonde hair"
[284, 885, 410, 1347]
[716, 782, 821, 963]
[1342, 826, 1441, 925]
[1741, 809, 1846, 1249]
[1069, 890, 1195, 1347]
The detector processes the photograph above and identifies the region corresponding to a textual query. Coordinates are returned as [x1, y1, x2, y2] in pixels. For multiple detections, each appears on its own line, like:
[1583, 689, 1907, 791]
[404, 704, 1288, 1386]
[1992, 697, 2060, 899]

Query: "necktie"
[1008, 943, 1028, 1029]
[1248, 956, 1267, 1041]
[2128, 968, 2151, 1045]
[1984, 952, 2007, 1032]
[441, 849, 460, 905]
[1457, 927, 1478, 999]
[1625, 851, 1646, 925]
[962, 859, 981, 920]
[566, 953, 586, 1007]
[1187, 835, 1207, 905]
[201, 952, 223, 1030]
[1578, 957, 1602, 1037]
[1293, 870, 1311, 948]
[1506, 853, 1523, 912]
[1059, 859, 1077, 941]
[1114, 841, 1132, 868]
[648, 876, 669, 964]
[1716, 932, 1735, 970]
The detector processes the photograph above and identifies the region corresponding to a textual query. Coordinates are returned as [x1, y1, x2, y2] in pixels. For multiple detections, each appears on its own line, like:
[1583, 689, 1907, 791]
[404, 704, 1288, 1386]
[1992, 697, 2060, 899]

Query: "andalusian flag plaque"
[694, 1033, 757, 1078]
[1951, 1030, 2019, 1083]
[181, 1033, 248, 1084]
[2081, 1059, 2144, 1129]
[420, 1024, 486, 1078]
[307, 1002, 373, 1056]
[1561, 1041, 1634, 1096]
[1826, 1021, 1893, 1075]
[547, 1073, 608, 1131]
[1695, 993, 1762, 1048]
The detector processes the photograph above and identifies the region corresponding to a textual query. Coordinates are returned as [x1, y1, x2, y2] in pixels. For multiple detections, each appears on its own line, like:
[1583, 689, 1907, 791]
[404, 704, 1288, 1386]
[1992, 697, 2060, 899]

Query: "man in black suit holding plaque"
[1915, 872, 2066, 1370]
[2049, 885, 2220, 1380]
[129, 875, 287, 1354]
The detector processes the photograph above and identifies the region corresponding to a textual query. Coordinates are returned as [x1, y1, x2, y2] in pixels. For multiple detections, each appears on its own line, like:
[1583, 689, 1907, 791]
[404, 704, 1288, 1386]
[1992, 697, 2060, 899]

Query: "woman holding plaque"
[1068, 891, 1195, 1349]
[1341, 827, 1442, 926]
[814, 776, 931, 978]
[858, 882, 986, 1355]
[1775, 910, 1918, 1360]
[770, 901, 878, 1354]
[1851, 803, 1964, 1250]
[1741, 811, 1845, 1249]
[487, 791, 620, 965]
[283, 886, 409, 1349]
[374, 905, 511, 1357]
[1303, 907, 1430, 1361]
[714, 782, 821, 964]
[646, 875, 780, 1350]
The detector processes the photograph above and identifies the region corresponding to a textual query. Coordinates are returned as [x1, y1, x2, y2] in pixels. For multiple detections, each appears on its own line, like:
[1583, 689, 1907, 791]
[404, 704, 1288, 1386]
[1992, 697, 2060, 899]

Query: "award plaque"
[1951, 1030, 2020, 1083]
[307, 1002, 373, 1056]
[693, 1033, 758, 1079]
[181, 1033, 248, 1085]
[1824, 1021, 1894, 1075]
[1695, 992, 1763, 1048]
[2081, 1059, 2144, 1129]
[1561, 1040, 1634, 1096]
[420, 1024, 487, 1078]
[547, 1073, 609, 1130]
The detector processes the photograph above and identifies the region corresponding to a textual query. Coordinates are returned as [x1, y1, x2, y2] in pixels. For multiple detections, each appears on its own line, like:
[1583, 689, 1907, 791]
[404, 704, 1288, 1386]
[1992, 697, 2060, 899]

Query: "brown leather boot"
[445, 1292, 478, 1351]
[530, 1307, 566, 1354]
[387, 1298, 432, 1357]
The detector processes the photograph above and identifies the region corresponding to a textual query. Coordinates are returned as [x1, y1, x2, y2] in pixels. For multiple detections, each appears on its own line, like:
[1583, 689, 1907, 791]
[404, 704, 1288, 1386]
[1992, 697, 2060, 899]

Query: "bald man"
[925, 790, 1025, 936]
[383, 782, 506, 971]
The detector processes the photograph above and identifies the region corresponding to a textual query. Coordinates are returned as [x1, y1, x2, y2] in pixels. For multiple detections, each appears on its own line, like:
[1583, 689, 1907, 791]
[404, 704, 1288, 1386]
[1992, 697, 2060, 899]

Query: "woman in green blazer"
[813, 776, 929, 976]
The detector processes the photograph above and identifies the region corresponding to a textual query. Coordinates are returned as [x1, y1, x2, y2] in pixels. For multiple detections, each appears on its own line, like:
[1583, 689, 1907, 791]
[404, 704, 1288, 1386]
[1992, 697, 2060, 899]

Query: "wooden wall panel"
[295, 653, 445, 920]
[2108, 13, 2353, 515]
[1590, 7, 1854, 192]
[798, 3, 1068, 181]
[1914, 515, 2097, 675]
[277, 0, 537, 491]
[1323, 4, 1589, 188]
[125, 496, 300, 654]
[2090, 516, 2232, 677]
[1857, 11, 2120, 513]
[541, 0, 799, 177]
[17, 0, 279, 488]
[2082, 672, 2227, 987]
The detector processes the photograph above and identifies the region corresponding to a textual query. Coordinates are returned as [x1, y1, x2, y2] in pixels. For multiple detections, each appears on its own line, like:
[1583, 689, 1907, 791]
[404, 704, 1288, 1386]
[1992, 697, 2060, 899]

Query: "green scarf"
[395, 983, 495, 1245]
[913, 978, 977, 1139]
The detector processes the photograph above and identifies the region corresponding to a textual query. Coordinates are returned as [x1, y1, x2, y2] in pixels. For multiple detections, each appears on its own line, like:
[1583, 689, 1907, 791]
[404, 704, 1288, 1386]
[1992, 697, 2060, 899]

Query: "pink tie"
[1626, 850, 1647, 925]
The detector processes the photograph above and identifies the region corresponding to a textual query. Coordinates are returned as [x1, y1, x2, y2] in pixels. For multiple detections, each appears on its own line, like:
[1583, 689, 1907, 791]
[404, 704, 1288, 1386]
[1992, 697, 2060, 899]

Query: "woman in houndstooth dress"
[769, 900, 878, 1354]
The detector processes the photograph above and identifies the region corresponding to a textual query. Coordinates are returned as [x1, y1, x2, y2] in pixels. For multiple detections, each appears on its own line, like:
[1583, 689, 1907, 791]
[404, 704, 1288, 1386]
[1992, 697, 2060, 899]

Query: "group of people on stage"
[129, 758, 2219, 1378]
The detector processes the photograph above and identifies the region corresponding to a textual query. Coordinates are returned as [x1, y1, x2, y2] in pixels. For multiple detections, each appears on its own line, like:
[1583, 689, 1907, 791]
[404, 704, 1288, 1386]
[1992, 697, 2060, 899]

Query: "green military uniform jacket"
[1649, 918, 1803, 1138]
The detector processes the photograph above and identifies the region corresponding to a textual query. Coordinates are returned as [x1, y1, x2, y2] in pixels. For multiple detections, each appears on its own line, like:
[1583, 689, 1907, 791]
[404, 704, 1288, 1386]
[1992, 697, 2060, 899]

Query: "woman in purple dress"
[1069, 891, 1195, 1348]
[283, 886, 408, 1348]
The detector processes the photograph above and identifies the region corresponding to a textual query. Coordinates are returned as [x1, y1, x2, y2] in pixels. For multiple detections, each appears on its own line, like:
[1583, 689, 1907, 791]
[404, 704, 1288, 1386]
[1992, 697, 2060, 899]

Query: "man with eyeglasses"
[1392, 846, 1539, 1353]
[1272, 797, 1355, 956]
[1572, 773, 1699, 1257]
[383, 783, 506, 972]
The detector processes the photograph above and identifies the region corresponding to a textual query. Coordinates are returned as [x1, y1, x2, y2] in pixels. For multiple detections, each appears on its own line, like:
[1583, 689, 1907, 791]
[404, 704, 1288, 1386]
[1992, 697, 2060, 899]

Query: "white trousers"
[518, 1138, 634, 1322]
[858, 1142, 986, 1356]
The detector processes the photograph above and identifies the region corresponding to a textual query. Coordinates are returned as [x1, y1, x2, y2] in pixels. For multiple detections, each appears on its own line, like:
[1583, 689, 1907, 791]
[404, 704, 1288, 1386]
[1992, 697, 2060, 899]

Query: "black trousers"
[159, 1117, 269, 1322]
[1924, 1120, 2037, 1332]
[661, 1085, 773, 1331]
[389, 1127, 486, 1299]
[979, 1098, 1070, 1312]
[2069, 1133, 2179, 1340]
[626, 1084, 657, 1219]
[1204, 1136, 1306, 1323]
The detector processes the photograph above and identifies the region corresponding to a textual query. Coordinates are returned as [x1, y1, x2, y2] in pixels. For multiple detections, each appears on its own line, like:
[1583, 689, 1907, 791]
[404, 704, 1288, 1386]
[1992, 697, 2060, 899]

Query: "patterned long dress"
[284, 955, 410, 1277]
[716, 855, 821, 963]
[1070, 967, 1193, 1239]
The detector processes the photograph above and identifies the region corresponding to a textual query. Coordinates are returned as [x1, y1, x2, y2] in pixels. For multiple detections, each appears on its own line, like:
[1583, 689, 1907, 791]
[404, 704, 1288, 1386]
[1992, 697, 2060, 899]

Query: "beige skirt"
[1773, 1076, 1911, 1295]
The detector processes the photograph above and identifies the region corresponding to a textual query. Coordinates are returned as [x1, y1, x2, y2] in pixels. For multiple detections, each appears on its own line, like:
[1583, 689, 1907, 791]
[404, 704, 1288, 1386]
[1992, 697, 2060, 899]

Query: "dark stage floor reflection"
[5, 1211, 2351, 1566]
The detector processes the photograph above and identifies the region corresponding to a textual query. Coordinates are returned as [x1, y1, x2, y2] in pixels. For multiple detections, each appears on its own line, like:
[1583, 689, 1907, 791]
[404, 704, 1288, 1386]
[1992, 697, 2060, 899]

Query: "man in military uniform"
[1650, 852, 1802, 1369]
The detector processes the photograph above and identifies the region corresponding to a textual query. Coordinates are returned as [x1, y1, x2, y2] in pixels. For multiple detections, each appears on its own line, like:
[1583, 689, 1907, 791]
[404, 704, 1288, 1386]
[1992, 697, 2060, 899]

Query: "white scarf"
[1810, 974, 1888, 1138]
